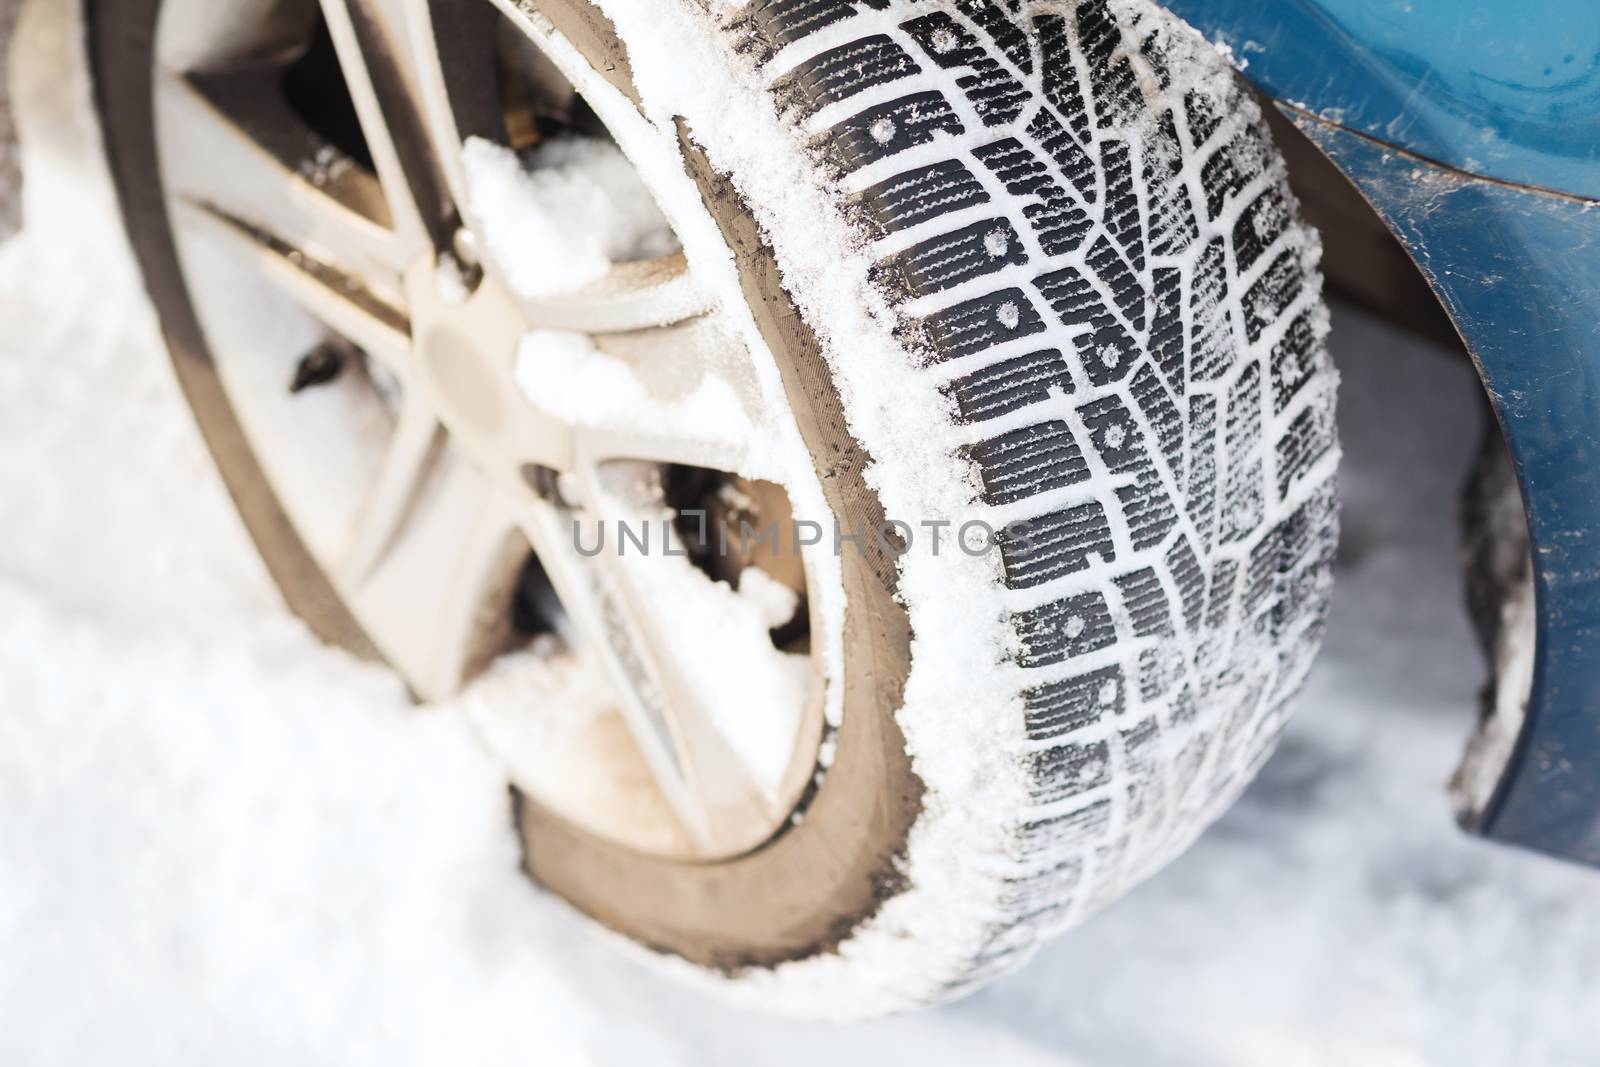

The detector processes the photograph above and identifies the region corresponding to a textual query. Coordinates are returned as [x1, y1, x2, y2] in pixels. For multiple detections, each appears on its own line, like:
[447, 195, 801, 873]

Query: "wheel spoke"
[576, 426, 749, 481]
[317, 0, 458, 251]
[396, 0, 503, 230]
[158, 69, 410, 290]
[516, 309, 783, 482]
[179, 200, 412, 373]
[338, 392, 444, 585]
[514, 254, 715, 335]
[515, 497, 782, 853]
[342, 443, 526, 702]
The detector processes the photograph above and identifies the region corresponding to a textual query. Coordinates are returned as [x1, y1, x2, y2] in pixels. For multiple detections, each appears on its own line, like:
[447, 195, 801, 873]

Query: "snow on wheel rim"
[151, 0, 839, 861]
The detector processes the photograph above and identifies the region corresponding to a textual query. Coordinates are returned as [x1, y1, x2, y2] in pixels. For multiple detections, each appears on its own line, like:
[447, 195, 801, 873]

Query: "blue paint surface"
[1291, 118, 1600, 861]
[1162, 0, 1600, 198]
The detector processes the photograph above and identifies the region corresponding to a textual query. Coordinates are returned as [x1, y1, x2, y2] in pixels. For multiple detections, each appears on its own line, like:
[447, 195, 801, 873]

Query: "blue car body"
[1164, 0, 1600, 863]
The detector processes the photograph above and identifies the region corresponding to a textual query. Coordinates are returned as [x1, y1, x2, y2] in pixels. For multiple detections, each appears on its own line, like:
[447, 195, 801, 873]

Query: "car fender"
[1165, 0, 1600, 862]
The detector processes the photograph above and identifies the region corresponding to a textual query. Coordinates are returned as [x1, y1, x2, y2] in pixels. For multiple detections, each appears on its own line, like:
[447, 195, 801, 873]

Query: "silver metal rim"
[152, 0, 831, 860]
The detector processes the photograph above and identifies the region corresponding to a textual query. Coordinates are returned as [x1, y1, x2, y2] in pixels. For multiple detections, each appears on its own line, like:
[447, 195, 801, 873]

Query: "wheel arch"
[1172, 0, 1600, 864]
[1289, 121, 1600, 867]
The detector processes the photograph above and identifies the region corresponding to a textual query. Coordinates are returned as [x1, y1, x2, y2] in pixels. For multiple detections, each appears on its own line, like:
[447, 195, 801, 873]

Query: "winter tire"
[91, 0, 1339, 1016]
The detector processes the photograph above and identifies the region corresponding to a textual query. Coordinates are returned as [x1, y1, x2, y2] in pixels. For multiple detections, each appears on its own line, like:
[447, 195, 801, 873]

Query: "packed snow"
[6, 2, 1600, 1063]
[461, 135, 679, 300]
[512, 325, 771, 476]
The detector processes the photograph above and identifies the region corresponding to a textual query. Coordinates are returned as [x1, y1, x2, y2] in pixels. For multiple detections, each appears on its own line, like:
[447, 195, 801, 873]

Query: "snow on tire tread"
[704, 0, 1333, 1003]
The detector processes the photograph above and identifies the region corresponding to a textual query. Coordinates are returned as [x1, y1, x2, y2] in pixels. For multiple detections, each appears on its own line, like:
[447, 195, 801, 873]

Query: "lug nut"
[451, 226, 480, 270]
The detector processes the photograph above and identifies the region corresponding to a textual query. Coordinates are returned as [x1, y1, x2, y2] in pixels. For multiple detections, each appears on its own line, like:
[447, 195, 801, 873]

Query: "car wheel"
[90, 0, 1339, 1016]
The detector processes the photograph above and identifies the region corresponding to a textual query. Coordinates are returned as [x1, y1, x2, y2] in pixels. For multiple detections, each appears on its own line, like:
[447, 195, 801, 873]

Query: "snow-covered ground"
[5, 10, 1600, 1065]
